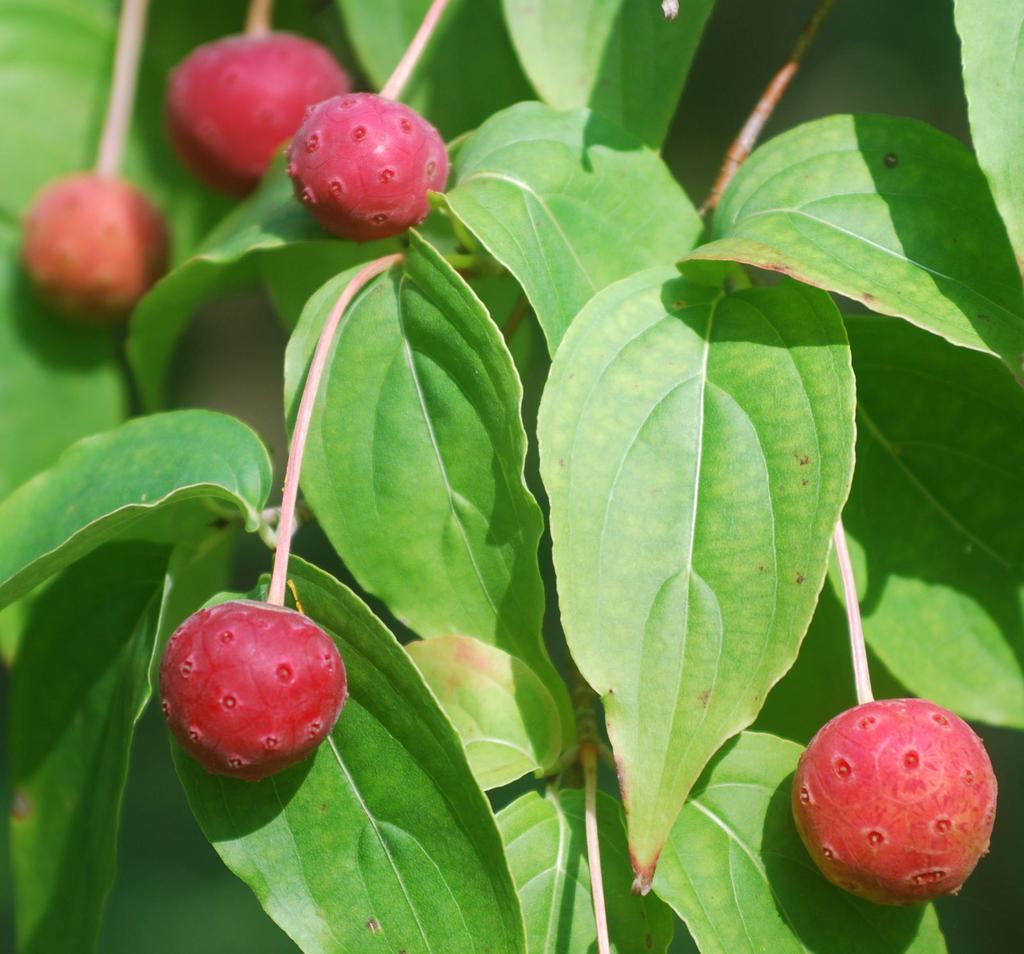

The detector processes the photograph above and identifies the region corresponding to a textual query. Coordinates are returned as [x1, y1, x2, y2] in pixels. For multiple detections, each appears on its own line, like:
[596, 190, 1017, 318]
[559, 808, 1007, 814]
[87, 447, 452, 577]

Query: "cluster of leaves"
[2, 1, 1023, 953]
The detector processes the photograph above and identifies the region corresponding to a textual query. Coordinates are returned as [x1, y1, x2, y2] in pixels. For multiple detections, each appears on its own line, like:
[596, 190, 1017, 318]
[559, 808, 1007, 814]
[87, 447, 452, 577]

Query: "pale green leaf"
[407, 635, 562, 789]
[692, 114, 1024, 372]
[446, 102, 702, 351]
[539, 268, 855, 884]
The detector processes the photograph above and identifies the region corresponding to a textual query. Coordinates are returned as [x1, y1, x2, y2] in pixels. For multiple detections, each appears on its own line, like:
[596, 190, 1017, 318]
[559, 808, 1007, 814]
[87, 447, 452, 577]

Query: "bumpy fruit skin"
[20, 173, 168, 322]
[166, 32, 350, 196]
[286, 92, 449, 241]
[160, 600, 348, 781]
[793, 698, 996, 905]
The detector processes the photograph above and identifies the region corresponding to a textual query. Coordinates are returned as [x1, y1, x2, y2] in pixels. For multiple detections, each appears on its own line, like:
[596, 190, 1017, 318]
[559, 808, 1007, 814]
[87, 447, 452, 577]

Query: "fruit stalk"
[245, 0, 273, 35]
[267, 254, 404, 606]
[380, 0, 452, 101]
[95, 0, 150, 178]
[833, 519, 874, 705]
[700, 0, 836, 214]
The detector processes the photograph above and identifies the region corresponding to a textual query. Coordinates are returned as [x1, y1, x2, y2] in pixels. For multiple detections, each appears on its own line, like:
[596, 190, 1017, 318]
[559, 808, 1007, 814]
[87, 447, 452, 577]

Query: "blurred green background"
[1, 0, 1021, 951]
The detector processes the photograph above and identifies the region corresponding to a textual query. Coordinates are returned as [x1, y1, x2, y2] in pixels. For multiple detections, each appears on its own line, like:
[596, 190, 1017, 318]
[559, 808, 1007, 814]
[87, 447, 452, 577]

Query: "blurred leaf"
[127, 166, 397, 408]
[9, 542, 171, 954]
[0, 233, 124, 499]
[334, 0, 532, 139]
[446, 102, 702, 351]
[654, 732, 946, 954]
[693, 114, 1024, 373]
[0, 410, 272, 609]
[497, 789, 674, 953]
[406, 635, 562, 789]
[285, 231, 573, 736]
[955, 0, 1024, 269]
[175, 557, 526, 954]
[842, 315, 1024, 727]
[502, 0, 715, 147]
[538, 269, 855, 886]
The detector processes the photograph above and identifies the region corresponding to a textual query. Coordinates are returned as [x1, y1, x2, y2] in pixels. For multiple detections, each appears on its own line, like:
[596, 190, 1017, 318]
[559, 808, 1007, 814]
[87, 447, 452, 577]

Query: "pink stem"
[833, 519, 874, 705]
[267, 254, 403, 606]
[245, 0, 273, 35]
[379, 0, 452, 101]
[582, 743, 611, 954]
[95, 0, 150, 178]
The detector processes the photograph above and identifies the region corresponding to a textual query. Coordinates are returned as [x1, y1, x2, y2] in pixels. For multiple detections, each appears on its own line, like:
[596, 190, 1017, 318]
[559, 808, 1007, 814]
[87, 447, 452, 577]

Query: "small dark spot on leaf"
[801, 478, 809, 486]
[697, 688, 711, 707]
[796, 573, 806, 585]
[645, 932, 654, 949]
[208, 517, 229, 529]
[757, 564, 767, 573]
[884, 153, 899, 168]
[10, 790, 31, 820]
[367, 917, 381, 934]
[794, 453, 810, 466]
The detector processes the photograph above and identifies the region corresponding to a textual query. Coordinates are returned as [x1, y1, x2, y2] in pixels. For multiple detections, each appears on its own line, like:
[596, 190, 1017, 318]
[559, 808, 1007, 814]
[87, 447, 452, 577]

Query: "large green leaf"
[446, 102, 703, 351]
[175, 558, 526, 954]
[955, 0, 1024, 270]
[538, 268, 855, 887]
[127, 165, 398, 408]
[0, 410, 272, 608]
[406, 636, 562, 789]
[285, 231, 572, 735]
[9, 542, 171, 954]
[842, 315, 1024, 727]
[334, 0, 532, 139]
[654, 732, 946, 953]
[502, 0, 715, 147]
[497, 789, 674, 953]
[0, 232, 124, 499]
[692, 114, 1024, 373]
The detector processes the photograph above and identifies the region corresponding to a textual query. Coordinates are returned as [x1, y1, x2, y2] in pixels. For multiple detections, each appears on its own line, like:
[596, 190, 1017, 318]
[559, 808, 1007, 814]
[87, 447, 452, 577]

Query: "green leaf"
[286, 231, 573, 736]
[0, 234, 124, 499]
[334, 0, 532, 139]
[654, 732, 946, 954]
[538, 269, 855, 885]
[497, 789, 675, 953]
[127, 165, 398, 408]
[502, 0, 715, 147]
[175, 557, 526, 954]
[446, 102, 703, 351]
[692, 114, 1024, 373]
[955, 0, 1024, 270]
[9, 541, 171, 954]
[0, 410, 272, 609]
[842, 315, 1024, 727]
[406, 635, 563, 789]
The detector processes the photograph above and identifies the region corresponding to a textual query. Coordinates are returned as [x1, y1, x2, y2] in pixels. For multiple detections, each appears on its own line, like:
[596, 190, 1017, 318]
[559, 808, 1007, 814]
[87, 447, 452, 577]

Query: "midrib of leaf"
[856, 403, 1012, 569]
[542, 793, 571, 953]
[392, 277, 506, 636]
[326, 735, 435, 953]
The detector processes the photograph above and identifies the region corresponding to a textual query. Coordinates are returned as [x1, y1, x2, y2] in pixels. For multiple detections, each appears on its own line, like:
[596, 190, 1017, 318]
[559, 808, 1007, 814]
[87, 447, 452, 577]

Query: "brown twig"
[95, 0, 150, 177]
[267, 255, 403, 606]
[700, 0, 836, 216]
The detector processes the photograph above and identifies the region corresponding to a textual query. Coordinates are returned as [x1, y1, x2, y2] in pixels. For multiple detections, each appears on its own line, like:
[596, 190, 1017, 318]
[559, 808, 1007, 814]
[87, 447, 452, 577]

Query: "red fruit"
[792, 698, 996, 905]
[160, 600, 348, 781]
[20, 173, 168, 322]
[286, 92, 449, 241]
[166, 32, 350, 196]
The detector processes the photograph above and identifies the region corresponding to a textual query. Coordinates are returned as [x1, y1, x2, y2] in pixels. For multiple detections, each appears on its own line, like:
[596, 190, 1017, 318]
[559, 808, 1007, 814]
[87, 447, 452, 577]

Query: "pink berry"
[20, 173, 168, 322]
[166, 32, 350, 196]
[792, 698, 997, 905]
[159, 600, 348, 781]
[286, 92, 449, 241]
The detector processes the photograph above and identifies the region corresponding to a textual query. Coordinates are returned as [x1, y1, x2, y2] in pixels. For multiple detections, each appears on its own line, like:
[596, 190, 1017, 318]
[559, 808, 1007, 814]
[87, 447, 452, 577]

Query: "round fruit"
[21, 173, 168, 322]
[792, 698, 996, 905]
[166, 32, 350, 196]
[160, 600, 348, 781]
[286, 92, 449, 241]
